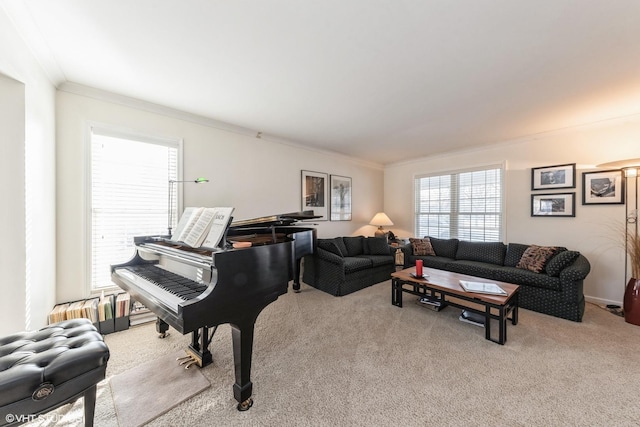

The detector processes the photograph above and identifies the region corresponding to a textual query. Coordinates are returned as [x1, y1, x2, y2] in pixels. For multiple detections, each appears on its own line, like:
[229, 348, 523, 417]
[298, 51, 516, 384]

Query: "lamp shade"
[369, 212, 394, 227]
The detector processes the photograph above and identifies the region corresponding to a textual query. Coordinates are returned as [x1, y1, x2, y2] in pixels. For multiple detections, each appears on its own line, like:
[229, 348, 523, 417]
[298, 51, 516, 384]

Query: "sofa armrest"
[399, 244, 413, 267]
[559, 254, 591, 283]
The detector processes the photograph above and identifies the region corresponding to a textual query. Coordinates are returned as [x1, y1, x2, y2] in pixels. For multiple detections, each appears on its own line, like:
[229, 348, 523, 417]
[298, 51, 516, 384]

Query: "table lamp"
[369, 212, 394, 238]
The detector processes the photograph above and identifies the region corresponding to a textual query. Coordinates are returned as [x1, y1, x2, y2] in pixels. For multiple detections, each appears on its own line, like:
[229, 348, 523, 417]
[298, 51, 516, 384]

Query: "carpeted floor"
[25, 280, 640, 426]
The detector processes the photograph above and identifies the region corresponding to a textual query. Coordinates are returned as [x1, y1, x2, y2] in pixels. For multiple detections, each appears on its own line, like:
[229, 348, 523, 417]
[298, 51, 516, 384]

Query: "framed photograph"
[330, 175, 352, 221]
[531, 163, 576, 190]
[301, 170, 328, 221]
[531, 193, 575, 217]
[582, 169, 625, 205]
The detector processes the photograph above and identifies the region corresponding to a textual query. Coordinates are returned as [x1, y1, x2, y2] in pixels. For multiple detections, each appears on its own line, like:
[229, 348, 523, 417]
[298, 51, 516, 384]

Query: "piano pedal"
[176, 349, 205, 369]
[177, 355, 192, 364]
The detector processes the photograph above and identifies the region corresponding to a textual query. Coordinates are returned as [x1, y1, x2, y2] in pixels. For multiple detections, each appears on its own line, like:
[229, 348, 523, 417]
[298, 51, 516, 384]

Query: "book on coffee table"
[459, 280, 507, 296]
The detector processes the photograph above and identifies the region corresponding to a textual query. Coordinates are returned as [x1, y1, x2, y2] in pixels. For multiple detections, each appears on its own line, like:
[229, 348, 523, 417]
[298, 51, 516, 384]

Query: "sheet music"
[202, 207, 234, 249]
[182, 208, 217, 247]
[171, 207, 202, 242]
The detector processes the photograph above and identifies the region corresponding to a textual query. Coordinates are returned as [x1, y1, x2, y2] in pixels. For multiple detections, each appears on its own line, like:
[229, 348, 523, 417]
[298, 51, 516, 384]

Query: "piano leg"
[156, 318, 169, 338]
[231, 318, 258, 411]
[292, 258, 302, 293]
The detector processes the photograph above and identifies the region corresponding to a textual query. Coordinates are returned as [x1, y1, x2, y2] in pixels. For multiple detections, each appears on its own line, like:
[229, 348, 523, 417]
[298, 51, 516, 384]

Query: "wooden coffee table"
[391, 267, 519, 344]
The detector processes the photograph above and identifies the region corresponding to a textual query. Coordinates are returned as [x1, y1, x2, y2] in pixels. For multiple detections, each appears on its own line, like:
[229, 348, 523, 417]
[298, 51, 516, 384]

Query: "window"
[414, 165, 503, 242]
[89, 126, 180, 290]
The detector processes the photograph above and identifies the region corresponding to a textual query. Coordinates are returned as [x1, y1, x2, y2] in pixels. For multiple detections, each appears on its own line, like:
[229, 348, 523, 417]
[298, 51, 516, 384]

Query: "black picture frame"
[301, 170, 328, 221]
[330, 175, 352, 221]
[531, 192, 576, 217]
[582, 169, 625, 205]
[531, 163, 576, 190]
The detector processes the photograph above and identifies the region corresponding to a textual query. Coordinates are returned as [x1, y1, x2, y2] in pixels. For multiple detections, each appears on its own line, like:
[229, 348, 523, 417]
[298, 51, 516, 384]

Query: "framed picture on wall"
[531, 193, 575, 217]
[531, 163, 576, 190]
[582, 169, 625, 205]
[301, 170, 328, 221]
[330, 175, 352, 221]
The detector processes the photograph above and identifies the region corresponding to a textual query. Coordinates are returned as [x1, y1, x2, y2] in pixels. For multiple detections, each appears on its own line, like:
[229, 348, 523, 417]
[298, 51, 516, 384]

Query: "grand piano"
[110, 211, 317, 410]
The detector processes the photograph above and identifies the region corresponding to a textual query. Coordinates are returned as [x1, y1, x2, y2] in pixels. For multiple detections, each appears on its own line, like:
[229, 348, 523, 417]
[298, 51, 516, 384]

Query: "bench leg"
[83, 385, 97, 427]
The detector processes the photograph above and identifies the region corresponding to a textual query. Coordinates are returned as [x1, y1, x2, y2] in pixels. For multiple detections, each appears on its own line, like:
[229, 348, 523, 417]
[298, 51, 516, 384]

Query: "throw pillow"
[317, 240, 343, 257]
[545, 250, 580, 277]
[343, 236, 365, 256]
[516, 245, 559, 273]
[366, 237, 391, 255]
[409, 238, 436, 256]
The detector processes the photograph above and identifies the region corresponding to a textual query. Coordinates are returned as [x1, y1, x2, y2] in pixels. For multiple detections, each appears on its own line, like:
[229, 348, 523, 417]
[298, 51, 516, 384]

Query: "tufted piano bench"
[0, 318, 110, 426]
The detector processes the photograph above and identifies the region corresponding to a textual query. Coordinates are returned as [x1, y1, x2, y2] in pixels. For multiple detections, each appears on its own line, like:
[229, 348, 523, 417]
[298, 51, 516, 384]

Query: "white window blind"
[90, 128, 179, 290]
[414, 166, 503, 242]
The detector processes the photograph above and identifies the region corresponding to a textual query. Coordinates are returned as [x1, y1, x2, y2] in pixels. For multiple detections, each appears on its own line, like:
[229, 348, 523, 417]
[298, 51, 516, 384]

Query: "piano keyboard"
[115, 265, 208, 311]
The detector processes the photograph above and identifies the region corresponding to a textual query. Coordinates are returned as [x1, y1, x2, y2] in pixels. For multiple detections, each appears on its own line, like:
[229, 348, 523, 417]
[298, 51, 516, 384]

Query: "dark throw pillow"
[409, 238, 436, 256]
[516, 245, 559, 273]
[343, 236, 365, 256]
[367, 237, 391, 255]
[545, 250, 580, 277]
[317, 239, 343, 257]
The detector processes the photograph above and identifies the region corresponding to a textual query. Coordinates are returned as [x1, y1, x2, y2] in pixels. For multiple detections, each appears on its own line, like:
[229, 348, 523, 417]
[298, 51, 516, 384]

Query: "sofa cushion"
[516, 245, 559, 273]
[343, 236, 365, 256]
[445, 260, 502, 280]
[410, 255, 453, 270]
[504, 243, 531, 267]
[358, 254, 394, 267]
[455, 241, 506, 266]
[545, 250, 580, 277]
[343, 256, 372, 273]
[428, 237, 459, 259]
[318, 239, 344, 257]
[366, 237, 391, 255]
[409, 238, 435, 256]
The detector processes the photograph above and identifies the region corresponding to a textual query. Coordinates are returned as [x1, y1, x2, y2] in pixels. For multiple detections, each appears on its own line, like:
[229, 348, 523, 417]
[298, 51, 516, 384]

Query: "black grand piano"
[110, 211, 317, 410]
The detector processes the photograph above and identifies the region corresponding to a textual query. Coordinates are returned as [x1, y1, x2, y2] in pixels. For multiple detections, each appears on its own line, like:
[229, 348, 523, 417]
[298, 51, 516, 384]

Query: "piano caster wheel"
[158, 332, 169, 339]
[237, 398, 253, 411]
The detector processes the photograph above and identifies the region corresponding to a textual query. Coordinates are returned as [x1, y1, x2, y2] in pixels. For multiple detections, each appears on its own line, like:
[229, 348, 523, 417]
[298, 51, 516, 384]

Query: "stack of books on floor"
[49, 292, 131, 334]
[416, 295, 446, 312]
[459, 310, 485, 327]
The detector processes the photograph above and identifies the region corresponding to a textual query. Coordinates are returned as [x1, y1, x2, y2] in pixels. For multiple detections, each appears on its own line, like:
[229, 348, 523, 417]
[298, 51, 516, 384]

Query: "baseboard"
[585, 295, 622, 307]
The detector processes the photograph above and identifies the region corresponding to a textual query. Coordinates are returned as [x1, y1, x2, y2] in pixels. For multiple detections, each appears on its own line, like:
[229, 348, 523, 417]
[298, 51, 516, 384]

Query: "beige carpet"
[110, 350, 210, 427]
[23, 280, 640, 426]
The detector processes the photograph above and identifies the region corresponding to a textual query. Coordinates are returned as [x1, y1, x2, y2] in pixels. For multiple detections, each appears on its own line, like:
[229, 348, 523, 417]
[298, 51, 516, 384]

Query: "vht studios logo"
[5, 413, 65, 423]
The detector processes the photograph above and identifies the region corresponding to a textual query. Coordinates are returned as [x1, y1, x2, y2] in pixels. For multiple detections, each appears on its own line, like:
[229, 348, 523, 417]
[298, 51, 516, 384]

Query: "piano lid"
[230, 210, 321, 228]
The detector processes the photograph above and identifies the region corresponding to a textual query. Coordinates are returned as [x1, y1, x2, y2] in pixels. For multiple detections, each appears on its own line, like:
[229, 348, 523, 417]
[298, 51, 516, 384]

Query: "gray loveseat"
[401, 237, 591, 322]
[302, 236, 396, 296]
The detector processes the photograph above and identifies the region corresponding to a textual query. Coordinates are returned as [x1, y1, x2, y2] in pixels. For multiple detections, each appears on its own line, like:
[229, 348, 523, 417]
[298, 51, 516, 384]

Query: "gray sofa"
[302, 236, 396, 296]
[401, 237, 591, 322]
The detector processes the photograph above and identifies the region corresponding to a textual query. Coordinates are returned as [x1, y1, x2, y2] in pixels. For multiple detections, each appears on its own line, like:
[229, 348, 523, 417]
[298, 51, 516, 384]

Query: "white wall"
[56, 88, 384, 302]
[384, 116, 640, 306]
[0, 8, 57, 333]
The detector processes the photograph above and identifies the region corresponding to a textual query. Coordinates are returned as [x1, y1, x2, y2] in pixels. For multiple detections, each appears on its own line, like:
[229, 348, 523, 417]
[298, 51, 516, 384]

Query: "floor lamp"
[597, 158, 640, 324]
[167, 177, 209, 236]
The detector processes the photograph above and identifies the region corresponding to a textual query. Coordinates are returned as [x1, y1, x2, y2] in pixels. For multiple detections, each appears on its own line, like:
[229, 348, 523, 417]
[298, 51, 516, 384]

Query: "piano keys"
[110, 210, 317, 411]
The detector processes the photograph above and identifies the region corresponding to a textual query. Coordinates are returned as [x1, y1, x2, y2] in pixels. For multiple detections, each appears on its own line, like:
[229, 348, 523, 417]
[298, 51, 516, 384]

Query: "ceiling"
[4, 0, 640, 165]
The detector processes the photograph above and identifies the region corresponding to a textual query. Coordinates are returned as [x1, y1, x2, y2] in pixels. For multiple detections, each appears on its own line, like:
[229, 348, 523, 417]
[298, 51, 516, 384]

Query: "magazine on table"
[459, 280, 507, 296]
